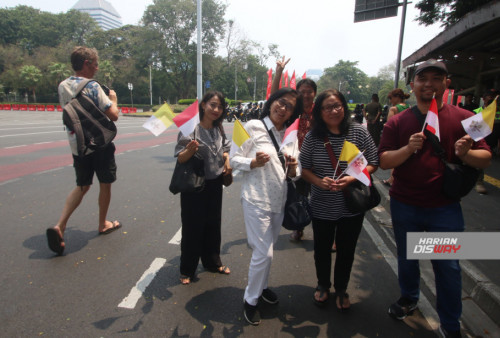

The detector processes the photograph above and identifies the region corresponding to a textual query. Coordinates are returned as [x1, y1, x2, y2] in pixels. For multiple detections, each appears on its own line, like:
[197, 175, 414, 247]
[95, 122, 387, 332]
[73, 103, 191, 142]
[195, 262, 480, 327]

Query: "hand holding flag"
[461, 96, 498, 141]
[280, 118, 299, 151]
[423, 97, 440, 140]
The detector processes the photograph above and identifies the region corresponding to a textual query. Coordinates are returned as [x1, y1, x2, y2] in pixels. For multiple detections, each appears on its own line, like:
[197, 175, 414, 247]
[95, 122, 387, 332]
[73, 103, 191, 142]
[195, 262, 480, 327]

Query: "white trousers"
[242, 199, 284, 306]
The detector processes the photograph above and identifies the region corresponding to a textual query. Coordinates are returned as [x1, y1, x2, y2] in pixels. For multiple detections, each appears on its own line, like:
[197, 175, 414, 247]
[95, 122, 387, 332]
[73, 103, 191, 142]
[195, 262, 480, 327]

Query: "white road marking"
[0, 131, 66, 138]
[363, 219, 439, 330]
[118, 257, 167, 309]
[168, 227, 182, 245]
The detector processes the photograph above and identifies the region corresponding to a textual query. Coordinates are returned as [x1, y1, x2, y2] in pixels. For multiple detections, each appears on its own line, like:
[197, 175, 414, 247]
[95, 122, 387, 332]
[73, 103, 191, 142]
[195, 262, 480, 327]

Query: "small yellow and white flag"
[461, 97, 498, 141]
[143, 103, 176, 136]
[339, 140, 371, 186]
[229, 119, 250, 156]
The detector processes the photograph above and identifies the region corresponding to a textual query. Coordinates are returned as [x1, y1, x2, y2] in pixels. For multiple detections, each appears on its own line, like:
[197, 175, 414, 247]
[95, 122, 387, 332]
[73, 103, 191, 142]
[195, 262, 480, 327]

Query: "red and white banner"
[290, 71, 296, 90]
[302, 72, 307, 79]
[266, 68, 272, 100]
[284, 70, 289, 87]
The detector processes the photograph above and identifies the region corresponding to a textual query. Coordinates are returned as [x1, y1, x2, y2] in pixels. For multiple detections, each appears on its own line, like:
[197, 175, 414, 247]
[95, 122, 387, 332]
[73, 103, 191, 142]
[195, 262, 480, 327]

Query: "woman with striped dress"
[299, 89, 379, 311]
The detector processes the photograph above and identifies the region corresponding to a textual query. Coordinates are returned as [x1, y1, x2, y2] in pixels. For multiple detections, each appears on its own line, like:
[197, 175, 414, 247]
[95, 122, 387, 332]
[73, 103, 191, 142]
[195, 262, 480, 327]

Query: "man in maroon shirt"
[378, 59, 491, 338]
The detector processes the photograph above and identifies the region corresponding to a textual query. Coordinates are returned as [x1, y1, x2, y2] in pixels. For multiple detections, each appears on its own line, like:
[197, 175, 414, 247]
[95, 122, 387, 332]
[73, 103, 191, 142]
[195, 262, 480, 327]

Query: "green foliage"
[178, 99, 196, 105]
[20, 65, 42, 102]
[415, 0, 493, 27]
[317, 60, 370, 103]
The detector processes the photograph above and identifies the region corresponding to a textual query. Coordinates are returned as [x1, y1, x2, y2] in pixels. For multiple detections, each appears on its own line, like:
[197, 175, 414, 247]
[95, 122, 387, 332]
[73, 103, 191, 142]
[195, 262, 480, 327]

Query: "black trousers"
[312, 213, 364, 292]
[180, 176, 223, 278]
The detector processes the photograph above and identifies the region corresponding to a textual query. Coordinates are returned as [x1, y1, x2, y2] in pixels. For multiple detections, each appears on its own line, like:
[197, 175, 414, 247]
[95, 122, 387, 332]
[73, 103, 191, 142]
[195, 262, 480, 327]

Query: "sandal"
[313, 285, 330, 307]
[217, 265, 230, 274]
[335, 290, 350, 312]
[180, 275, 191, 285]
[382, 179, 392, 187]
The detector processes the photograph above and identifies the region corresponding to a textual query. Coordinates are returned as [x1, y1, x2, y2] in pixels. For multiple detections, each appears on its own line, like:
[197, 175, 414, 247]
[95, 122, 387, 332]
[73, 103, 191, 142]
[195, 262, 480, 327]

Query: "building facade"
[72, 0, 122, 31]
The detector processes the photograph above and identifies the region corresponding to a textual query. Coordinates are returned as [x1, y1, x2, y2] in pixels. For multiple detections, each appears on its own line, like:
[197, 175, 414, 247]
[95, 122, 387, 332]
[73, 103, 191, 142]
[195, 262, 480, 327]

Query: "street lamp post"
[128, 82, 134, 107]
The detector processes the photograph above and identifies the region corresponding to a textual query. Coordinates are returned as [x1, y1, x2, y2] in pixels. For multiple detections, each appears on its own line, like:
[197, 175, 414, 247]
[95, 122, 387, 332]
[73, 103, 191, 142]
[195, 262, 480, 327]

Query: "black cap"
[414, 59, 448, 77]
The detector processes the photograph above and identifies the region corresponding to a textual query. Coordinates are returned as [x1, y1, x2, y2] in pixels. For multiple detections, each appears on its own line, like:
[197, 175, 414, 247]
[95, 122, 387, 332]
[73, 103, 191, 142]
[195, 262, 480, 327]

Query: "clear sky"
[2, 0, 444, 77]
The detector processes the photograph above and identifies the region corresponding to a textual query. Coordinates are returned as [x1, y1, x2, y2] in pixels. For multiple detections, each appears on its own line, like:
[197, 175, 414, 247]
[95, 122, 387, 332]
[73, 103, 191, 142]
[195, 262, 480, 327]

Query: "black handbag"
[169, 129, 205, 194]
[411, 106, 479, 200]
[282, 179, 312, 230]
[262, 121, 311, 229]
[343, 176, 381, 213]
[324, 138, 380, 213]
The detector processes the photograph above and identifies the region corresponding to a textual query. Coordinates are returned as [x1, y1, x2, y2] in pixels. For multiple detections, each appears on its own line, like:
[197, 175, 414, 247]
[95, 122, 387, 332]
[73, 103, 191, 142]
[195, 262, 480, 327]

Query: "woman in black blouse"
[299, 89, 379, 311]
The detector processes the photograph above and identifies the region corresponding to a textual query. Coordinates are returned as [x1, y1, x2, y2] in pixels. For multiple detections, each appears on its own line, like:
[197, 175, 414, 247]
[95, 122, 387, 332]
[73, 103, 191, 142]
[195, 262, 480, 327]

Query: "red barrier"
[57, 105, 63, 112]
[28, 105, 36, 111]
[12, 104, 20, 110]
[46, 105, 55, 111]
[130, 107, 137, 113]
[37, 105, 45, 111]
[20, 104, 28, 111]
[121, 107, 129, 113]
[4, 104, 11, 110]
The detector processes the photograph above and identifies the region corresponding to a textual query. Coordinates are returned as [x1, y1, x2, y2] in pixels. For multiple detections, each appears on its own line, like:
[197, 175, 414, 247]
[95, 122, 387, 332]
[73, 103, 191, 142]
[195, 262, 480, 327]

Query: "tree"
[20, 65, 42, 102]
[142, 0, 226, 98]
[97, 60, 117, 87]
[48, 62, 71, 86]
[415, 0, 494, 27]
[317, 60, 369, 103]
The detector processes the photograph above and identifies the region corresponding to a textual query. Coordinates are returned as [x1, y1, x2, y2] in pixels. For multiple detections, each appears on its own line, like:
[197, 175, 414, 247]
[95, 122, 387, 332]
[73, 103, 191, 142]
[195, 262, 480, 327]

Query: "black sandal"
[335, 290, 350, 312]
[313, 285, 330, 307]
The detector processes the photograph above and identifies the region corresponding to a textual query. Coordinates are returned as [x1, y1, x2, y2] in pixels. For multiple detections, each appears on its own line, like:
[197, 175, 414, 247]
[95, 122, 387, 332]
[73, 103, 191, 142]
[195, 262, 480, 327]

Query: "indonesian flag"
[339, 140, 371, 186]
[461, 96, 498, 141]
[284, 70, 289, 87]
[456, 95, 463, 107]
[279, 118, 299, 151]
[423, 98, 440, 140]
[229, 119, 251, 156]
[173, 100, 199, 137]
[266, 68, 272, 100]
[442, 89, 450, 104]
[302, 72, 307, 79]
[142, 103, 176, 136]
[290, 71, 296, 90]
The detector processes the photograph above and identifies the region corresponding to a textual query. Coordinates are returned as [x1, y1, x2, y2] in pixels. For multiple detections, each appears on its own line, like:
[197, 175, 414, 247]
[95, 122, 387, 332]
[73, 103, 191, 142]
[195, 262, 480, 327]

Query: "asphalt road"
[0, 110, 496, 337]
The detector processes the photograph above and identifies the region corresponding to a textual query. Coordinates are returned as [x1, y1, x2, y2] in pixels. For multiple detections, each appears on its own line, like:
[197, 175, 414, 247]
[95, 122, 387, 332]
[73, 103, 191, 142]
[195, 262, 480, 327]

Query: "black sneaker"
[244, 301, 261, 326]
[388, 297, 418, 320]
[438, 326, 462, 338]
[261, 288, 279, 304]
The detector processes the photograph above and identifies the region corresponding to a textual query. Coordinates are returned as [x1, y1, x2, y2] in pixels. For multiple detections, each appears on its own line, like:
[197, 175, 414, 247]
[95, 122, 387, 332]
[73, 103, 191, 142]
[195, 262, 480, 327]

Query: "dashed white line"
[118, 257, 167, 309]
[168, 227, 182, 245]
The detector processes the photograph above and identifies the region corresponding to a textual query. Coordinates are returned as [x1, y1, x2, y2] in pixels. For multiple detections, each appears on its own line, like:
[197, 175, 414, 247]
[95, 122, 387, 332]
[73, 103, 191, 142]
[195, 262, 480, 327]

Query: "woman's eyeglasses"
[322, 104, 343, 112]
[276, 98, 294, 112]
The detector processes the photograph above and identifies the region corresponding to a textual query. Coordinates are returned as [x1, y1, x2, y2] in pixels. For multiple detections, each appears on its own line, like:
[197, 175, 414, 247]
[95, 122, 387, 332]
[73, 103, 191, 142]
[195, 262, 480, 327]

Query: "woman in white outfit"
[230, 88, 302, 325]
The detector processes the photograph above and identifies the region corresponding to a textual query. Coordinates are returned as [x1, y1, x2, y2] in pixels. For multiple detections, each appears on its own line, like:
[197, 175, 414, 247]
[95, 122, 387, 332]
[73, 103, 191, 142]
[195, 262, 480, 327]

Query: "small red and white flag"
[173, 100, 199, 137]
[290, 71, 296, 90]
[423, 98, 440, 140]
[280, 118, 299, 151]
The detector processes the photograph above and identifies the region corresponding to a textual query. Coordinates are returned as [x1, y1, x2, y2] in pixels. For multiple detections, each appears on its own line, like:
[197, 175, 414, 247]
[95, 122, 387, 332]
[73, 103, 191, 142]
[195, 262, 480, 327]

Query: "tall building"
[72, 0, 122, 31]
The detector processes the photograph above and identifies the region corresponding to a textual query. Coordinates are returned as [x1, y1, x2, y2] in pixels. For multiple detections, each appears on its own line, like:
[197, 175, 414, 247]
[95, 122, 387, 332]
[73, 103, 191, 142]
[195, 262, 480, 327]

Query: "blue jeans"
[391, 198, 464, 332]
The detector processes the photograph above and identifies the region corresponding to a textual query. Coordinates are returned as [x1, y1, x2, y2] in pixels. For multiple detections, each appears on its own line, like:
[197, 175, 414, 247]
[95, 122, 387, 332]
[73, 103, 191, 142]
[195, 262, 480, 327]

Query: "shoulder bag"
[169, 128, 206, 194]
[323, 138, 380, 213]
[262, 121, 311, 230]
[410, 106, 479, 200]
[219, 125, 233, 187]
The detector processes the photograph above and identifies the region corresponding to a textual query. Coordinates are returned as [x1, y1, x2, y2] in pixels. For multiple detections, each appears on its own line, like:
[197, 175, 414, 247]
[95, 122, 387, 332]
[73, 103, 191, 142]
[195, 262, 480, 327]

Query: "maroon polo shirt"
[378, 104, 490, 207]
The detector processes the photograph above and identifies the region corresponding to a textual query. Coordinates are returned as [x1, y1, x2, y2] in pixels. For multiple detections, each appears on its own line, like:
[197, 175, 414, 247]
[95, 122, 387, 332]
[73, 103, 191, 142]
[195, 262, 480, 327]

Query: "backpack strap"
[73, 79, 95, 98]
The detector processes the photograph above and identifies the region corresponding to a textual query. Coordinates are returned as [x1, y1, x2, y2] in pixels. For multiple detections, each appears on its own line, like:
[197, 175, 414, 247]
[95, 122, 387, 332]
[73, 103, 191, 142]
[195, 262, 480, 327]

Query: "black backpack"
[62, 79, 117, 157]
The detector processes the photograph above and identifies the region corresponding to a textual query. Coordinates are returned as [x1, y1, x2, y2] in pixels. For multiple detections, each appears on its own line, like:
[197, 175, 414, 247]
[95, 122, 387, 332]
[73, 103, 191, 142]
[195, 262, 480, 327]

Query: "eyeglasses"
[276, 98, 294, 112]
[322, 104, 343, 112]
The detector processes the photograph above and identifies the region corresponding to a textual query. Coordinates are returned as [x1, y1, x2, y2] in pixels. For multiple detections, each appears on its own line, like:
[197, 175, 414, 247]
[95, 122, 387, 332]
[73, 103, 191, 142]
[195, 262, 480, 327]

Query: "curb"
[370, 175, 500, 329]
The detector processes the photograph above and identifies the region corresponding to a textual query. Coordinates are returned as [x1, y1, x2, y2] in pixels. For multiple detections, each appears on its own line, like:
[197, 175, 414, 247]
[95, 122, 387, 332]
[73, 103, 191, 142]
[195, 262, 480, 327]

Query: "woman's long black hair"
[311, 89, 351, 138]
[260, 88, 302, 128]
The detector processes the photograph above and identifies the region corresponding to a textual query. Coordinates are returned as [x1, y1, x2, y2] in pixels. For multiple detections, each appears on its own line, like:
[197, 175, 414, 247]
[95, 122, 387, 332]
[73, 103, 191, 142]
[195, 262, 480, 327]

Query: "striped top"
[299, 123, 379, 220]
